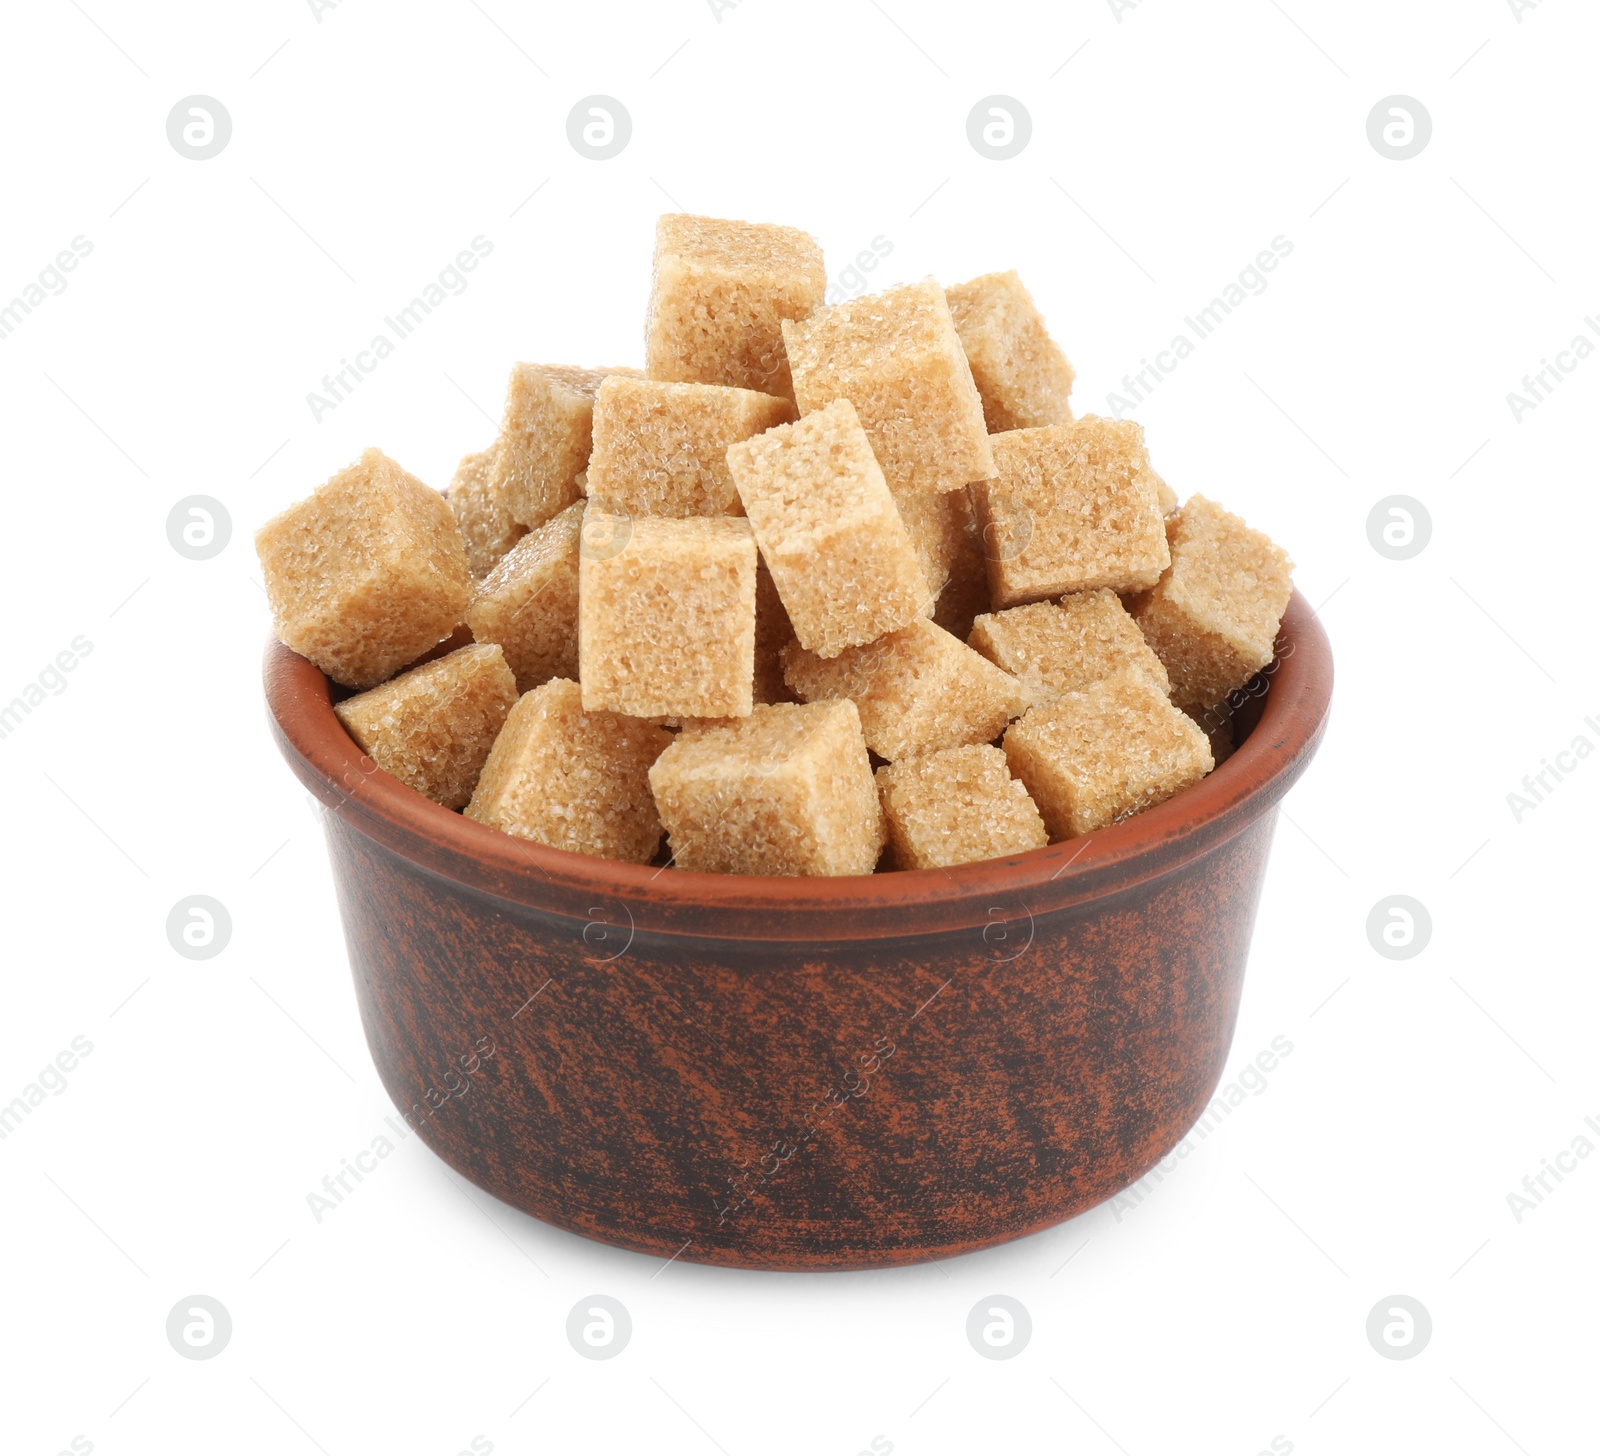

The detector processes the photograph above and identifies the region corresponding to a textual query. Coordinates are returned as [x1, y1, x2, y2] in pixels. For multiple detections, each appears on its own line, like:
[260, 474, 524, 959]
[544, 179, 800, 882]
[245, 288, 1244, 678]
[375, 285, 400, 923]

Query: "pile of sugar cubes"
[257, 214, 1294, 876]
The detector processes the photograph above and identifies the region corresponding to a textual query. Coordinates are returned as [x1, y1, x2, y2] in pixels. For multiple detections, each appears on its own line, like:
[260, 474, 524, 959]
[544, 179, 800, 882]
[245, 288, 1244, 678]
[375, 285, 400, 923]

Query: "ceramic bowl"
[264, 591, 1332, 1270]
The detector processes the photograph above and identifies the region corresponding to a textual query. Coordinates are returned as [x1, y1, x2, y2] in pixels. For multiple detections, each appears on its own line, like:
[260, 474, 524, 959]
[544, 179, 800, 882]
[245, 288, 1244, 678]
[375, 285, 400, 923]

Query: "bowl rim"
[264, 590, 1332, 942]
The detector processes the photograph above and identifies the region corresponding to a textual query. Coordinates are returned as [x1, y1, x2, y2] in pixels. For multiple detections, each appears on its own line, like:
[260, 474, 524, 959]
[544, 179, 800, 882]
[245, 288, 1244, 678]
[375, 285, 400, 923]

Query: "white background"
[1, 1, 1595, 1452]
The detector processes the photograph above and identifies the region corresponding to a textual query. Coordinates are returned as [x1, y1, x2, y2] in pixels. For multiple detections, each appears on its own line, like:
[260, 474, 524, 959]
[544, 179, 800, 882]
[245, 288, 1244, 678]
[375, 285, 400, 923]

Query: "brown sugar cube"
[256, 448, 473, 689]
[945, 270, 1076, 433]
[782, 617, 1029, 761]
[490, 363, 645, 530]
[655, 566, 792, 726]
[1146, 462, 1179, 515]
[448, 446, 526, 577]
[1183, 703, 1236, 766]
[876, 745, 1047, 870]
[727, 398, 928, 657]
[587, 377, 796, 518]
[969, 589, 1170, 709]
[465, 501, 584, 692]
[931, 488, 991, 639]
[1004, 672, 1214, 839]
[402, 622, 476, 671]
[645, 214, 825, 401]
[1128, 495, 1294, 709]
[334, 643, 517, 810]
[972, 417, 1169, 609]
[893, 485, 971, 612]
[465, 678, 670, 863]
[930, 488, 988, 622]
[753, 567, 797, 706]
[647, 700, 882, 876]
[932, 559, 991, 641]
[578, 512, 757, 718]
[782, 278, 995, 499]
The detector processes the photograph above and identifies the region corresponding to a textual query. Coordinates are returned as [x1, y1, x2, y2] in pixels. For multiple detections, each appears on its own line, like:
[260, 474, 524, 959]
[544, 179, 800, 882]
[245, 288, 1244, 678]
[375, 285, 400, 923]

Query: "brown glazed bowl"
[264, 591, 1332, 1271]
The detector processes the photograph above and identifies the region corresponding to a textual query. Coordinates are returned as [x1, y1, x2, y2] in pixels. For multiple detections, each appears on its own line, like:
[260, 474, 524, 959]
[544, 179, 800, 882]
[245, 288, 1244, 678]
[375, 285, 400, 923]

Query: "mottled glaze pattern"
[266, 593, 1332, 1270]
